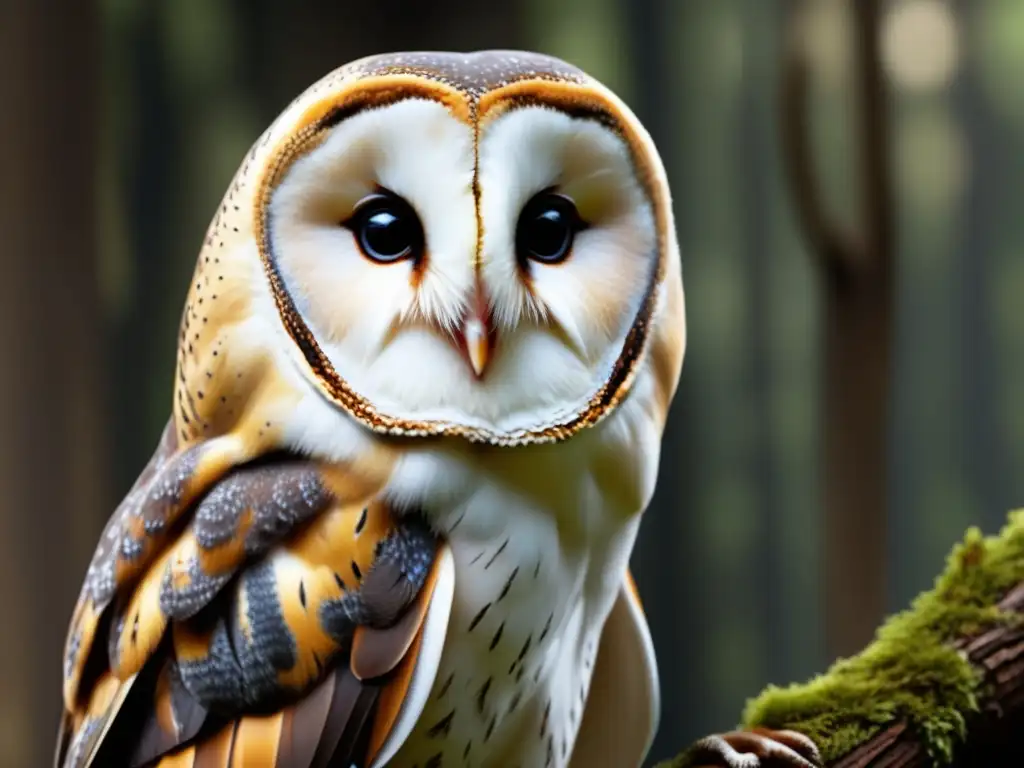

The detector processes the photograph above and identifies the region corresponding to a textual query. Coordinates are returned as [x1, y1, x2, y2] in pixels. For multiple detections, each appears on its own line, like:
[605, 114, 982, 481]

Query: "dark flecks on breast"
[467, 602, 491, 632]
[507, 688, 523, 716]
[484, 537, 509, 569]
[355, 507, 367, 534]
[509, 633, 532, 674]
[468, 550, 485, 566]
[545, 736, 554, 767]
[424, 753, 442, 768]
[533, 557, 542, 579]
[446, 509, 466, 535]
[463, 741, 472, 760]
[539, 611, 553, 643]
[497, 566, 518, 602]
[351, 560, 362, 580]
[427, 709, 455, 738]
[298, 580, 307, 609]
[436, 670, 455, 700]
[540, 700, 550, 738]
[484, 714, 497, 742]
[476, 676, 491, 714]
[489, 621, 504, 651]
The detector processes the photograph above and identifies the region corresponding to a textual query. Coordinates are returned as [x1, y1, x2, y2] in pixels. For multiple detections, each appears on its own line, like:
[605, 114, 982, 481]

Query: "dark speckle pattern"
[176, 512, 438, 714]
[322, 513, 436, 635]
[483, 537, 509, 569]
[427, 709, 455, 739]
[435, 671, 455, 700]
[158, 462, 331, 621]
[397, 524, 597, 768]
[497, 566, 518, 602]
[77, 421, 192, 611]
[467, 602, 491, 632]
[353, 50, 586, 98]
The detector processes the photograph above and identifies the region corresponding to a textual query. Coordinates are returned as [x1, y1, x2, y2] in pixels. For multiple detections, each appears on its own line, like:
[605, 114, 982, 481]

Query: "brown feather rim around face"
[254, 72, 669, 446]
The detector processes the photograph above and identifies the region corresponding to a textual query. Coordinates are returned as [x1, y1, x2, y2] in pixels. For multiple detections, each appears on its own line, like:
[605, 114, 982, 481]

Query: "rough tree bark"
[781, 0, 894, 660]
[0, 1, 107, 765]
[830, 581, 1024, 767]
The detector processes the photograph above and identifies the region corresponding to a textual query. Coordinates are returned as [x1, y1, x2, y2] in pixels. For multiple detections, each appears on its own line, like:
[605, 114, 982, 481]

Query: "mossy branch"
[684, 510, 1024, 766]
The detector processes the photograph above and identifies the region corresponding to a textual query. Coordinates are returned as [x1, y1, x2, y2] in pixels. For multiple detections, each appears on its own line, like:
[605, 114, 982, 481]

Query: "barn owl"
[56, 51, 818, 768]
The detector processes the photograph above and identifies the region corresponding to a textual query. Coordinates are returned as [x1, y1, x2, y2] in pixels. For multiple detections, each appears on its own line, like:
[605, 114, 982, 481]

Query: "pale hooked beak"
[463, 315, 490, 378]
[458, 281, 494, 379]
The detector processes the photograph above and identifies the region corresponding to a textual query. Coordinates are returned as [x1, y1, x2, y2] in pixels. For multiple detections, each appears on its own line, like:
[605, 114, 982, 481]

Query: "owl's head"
[179, 51, 685, 449]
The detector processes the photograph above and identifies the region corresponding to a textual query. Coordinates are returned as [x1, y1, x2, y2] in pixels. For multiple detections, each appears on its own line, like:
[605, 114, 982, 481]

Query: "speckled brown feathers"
[56, 437, 441, 768]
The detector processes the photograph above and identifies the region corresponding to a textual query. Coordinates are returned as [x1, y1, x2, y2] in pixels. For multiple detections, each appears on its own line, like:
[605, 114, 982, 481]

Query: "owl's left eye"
[345, 192, 424, 264]
[516, 190, 585, 266]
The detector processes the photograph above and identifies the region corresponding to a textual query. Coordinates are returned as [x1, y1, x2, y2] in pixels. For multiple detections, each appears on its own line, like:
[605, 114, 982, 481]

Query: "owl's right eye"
[345, 192, 424, 264]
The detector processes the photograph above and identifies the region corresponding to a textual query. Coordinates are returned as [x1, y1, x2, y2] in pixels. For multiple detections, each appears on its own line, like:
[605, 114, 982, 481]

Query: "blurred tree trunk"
[953, 4, 1007, 536]
[781, 0, 894, 659]
[108, 2, 187, 495]
[741, 0, 785, 683]
[0, 1, 106, 765]
[623, 0, 707, 759]
[232, 0, 529, 120]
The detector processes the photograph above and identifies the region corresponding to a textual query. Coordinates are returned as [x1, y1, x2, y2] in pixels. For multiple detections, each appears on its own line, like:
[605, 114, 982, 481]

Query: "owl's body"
[286, 362, 661, 766]
[57, 50, 683, 768]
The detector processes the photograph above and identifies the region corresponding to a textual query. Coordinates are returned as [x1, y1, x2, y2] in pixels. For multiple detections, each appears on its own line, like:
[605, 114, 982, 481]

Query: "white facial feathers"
[264, 96, 660, 437]
[477, 106, 656, 365]
[268, 99, 476, 360]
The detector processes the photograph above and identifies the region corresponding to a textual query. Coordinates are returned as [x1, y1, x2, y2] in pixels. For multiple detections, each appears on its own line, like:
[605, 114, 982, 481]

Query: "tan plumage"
[57, 417, 446, 768]
[58, 50, 688, 767]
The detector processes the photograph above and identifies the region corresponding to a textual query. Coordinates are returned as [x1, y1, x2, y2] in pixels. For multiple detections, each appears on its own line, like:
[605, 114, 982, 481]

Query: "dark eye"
[346, 192, 424, 264]
[516, 191, 584, 265]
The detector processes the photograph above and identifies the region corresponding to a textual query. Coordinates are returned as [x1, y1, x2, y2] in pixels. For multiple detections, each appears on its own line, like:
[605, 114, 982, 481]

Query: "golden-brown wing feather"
[57, 426, 443, 768]
[62, 420, 262, 712]
[140, 541, 451, 768]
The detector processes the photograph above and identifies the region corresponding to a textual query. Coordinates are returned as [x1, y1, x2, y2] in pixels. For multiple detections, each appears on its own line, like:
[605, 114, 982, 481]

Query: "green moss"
[734, 510, 1024, 765]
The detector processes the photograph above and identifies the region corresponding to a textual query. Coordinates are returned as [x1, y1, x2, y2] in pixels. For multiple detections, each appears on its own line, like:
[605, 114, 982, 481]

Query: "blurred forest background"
[3, 0, 1024, 765]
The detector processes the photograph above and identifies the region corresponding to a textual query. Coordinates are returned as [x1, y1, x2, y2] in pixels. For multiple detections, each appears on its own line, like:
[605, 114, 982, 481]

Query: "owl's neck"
[382, 422, 648, 767]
